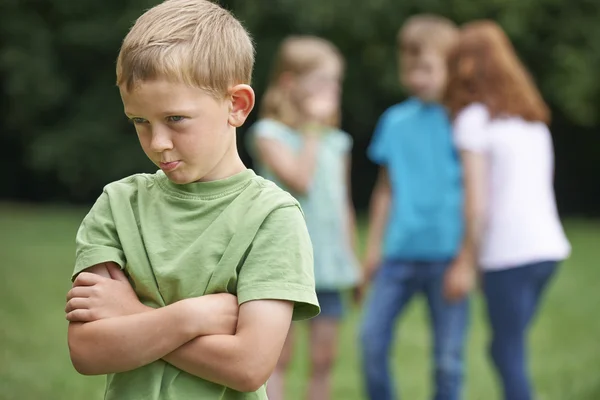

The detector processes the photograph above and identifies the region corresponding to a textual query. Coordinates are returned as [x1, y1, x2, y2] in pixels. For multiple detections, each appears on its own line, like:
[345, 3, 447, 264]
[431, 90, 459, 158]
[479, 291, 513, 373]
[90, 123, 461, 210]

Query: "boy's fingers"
[73, 272, 103, 287]
[107, 263, 128, 282]
[65, 297, 90, 314]
[443, 278, 459, 302]
[66, 286, 92, 301]
[66, 309, 93, 323]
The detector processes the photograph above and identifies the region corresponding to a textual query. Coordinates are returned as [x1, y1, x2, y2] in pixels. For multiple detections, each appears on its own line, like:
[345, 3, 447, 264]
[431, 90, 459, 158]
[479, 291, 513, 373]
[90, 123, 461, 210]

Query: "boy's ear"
[228, 84, 255, 127]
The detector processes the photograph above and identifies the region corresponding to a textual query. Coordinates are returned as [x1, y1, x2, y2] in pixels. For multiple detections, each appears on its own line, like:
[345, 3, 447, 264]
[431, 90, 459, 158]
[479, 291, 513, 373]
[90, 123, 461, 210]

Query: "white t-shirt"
[453, 103, 571, 270]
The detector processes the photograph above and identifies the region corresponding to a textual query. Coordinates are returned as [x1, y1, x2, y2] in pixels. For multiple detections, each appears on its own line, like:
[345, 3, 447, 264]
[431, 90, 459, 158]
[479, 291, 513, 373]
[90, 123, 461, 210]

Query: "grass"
[0, 203, 599, 400]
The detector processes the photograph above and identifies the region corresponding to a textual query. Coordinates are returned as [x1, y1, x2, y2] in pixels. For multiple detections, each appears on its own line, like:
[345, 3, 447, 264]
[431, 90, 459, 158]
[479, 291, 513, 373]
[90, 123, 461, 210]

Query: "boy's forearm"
[163, 300, 292, 393]
[163, 335, 255, 392]
[68, 301, 195, 375]
[458, 212, 484, 264]
[365, 180, 391, 259]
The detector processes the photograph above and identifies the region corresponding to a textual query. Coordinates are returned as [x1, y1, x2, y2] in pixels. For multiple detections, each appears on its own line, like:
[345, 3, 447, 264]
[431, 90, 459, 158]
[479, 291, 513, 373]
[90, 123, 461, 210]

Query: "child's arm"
[67, 263, 237, 375]
[160, 204, 317, 392]
[162, 299, 293, 392]
[443, 150, 487, 298]
[345, 155, 359, 254]
[444, 105, 490, 301]
[255, 130, 319, 195]
[457, 150, 487, 260]
[363, 167, 392, 281]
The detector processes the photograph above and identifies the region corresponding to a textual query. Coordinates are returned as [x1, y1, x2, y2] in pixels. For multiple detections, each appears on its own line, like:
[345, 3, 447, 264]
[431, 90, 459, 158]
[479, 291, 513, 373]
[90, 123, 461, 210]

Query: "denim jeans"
[483, 260, 558, 400]
[360, 260, 470, 400]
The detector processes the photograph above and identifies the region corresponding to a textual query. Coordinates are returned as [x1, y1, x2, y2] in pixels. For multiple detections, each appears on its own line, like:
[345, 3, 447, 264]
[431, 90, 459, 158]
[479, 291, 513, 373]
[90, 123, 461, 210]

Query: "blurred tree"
[1, 0, 598, 213]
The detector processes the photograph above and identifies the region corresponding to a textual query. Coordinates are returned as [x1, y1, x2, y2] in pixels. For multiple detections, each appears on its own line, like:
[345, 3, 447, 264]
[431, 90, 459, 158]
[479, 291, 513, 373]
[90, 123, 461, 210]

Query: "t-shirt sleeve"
[336, 130, 353, 153]
[248, 119, 289, 147]
[245, 119, 292, 161]
[367, 110, 394, 165]
[73, 190, 126, 280]
[453, 103, 490, 153]
[236, 205, 319, 321]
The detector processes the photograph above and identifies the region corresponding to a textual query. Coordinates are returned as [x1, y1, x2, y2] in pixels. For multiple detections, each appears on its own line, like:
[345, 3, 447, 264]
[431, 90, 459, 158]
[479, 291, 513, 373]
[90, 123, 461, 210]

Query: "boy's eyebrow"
[123, 109, 138, 117]
[123, 108, 197, 118]
[159, 108, 196, 116]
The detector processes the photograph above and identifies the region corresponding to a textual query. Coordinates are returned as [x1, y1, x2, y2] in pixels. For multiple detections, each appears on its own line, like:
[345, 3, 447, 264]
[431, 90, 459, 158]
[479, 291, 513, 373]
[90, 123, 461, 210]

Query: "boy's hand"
[66, 264, 149, 322]
[363, 253, 381, 284]
[443, 258, 476, 302]
[182, 293, 239, 336]
[352, 282, 367, 305]
[354, 254, 381, 304]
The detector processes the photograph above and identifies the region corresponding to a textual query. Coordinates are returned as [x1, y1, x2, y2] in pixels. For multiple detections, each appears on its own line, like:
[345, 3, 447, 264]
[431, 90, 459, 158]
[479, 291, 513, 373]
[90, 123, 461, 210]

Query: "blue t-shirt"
[368, 98, 463, 261]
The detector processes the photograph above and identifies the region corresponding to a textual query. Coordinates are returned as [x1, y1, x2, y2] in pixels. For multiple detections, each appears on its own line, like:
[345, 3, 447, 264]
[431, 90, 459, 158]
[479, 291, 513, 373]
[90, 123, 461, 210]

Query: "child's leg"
[423, 262, 470, 400]
[266, 325, 295, 400]
[307, 292, 341, 400]
[483, 261, 558, 400]
[360, 261, 419, 400]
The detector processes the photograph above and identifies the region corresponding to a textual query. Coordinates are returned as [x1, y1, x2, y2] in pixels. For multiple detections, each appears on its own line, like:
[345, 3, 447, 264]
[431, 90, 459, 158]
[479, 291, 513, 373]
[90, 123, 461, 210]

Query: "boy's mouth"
[160, 161, 180, 172]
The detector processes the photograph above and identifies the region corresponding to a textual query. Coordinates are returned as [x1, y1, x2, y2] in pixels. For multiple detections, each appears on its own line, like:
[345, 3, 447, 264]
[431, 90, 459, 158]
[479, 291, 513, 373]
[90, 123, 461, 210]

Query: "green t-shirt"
[73, 168, 319, 400]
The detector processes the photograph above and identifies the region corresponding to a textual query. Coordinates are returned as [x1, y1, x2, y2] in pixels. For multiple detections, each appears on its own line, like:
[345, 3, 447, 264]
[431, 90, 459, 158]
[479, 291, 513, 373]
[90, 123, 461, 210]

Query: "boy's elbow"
[67, 323, 105, 376]
[70, 355, 97, 376]
[230, 368, 270, 393]
[69, 342, 98, 375]
[226, 354, 273, 392]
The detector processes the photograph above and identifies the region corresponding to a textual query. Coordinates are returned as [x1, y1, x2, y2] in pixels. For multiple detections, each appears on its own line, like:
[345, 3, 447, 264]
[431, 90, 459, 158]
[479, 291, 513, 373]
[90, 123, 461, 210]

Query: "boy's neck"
[196, 145, 246, 183]
[413, 95, 442, 105]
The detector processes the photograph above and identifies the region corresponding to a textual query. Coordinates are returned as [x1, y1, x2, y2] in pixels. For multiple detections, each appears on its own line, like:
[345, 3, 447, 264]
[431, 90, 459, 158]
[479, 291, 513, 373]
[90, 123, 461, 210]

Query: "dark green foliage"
[1, 0, 598, 211]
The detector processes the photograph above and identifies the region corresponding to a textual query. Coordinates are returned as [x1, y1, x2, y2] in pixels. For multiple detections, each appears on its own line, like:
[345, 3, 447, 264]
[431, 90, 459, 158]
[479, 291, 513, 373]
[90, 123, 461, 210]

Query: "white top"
[453, 103, 571, 270]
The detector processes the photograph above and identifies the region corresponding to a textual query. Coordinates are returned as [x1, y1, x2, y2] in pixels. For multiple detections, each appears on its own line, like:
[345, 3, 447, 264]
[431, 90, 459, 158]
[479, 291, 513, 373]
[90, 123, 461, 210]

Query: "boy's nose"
[150, 129, 173, 152]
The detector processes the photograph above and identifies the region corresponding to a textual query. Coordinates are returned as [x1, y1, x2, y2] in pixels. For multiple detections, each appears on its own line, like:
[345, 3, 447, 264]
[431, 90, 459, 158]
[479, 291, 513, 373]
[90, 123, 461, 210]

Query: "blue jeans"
[360, 260, 470, 400]
[483, 260, 558, 400]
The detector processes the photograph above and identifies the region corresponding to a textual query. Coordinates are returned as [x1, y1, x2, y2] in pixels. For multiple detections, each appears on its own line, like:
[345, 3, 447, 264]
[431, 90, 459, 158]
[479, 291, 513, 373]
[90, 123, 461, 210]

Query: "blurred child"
[360, 15, 472, 400]
[64, 1, 320, 399]
[247, 36, 360, 400]
[445, 20, 571, 400]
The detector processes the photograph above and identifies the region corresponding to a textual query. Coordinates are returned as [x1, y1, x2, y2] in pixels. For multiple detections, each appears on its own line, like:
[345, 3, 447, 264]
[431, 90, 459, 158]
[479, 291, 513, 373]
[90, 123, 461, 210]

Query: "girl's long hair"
[445, 20, 550, 124]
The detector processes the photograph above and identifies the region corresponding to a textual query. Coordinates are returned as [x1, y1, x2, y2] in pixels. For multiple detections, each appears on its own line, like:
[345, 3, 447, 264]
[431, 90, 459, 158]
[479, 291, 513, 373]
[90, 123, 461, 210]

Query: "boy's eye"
[130, 117, 148, 124]
[167, 116, 185, 123]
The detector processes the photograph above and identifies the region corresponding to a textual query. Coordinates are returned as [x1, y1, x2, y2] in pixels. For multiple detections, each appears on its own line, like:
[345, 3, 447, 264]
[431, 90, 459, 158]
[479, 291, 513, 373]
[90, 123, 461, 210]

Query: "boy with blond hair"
[64, 1, 319, 399]
[360, 15, 472, 400]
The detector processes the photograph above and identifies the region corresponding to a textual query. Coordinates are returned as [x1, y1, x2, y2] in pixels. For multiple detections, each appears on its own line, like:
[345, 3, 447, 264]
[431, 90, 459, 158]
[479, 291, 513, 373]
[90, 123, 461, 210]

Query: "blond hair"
[260, 36, 344, 128]
[398, 14, 458, 71]
[116, 0, 254, 98]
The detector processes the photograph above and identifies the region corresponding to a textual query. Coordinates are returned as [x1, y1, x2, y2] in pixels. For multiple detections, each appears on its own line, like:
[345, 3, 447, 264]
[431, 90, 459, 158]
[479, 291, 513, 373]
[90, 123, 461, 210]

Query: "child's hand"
[65, 265, 148, 323]
[354, 254, 381, 304]
[302, 91, 337, 126]
[183, 293, 239, 336]
[362, 253, 381, 285]
[443, 258, 476, 302]
[352, 282, 367, 305]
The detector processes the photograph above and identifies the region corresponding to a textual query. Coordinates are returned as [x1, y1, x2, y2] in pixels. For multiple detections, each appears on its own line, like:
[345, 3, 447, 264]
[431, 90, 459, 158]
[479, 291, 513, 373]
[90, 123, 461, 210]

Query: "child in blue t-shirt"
[360, 15, 473, 400]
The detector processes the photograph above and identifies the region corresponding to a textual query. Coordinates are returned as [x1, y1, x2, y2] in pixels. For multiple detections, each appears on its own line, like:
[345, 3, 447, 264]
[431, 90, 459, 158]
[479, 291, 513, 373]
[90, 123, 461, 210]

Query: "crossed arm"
[66, 263, 293, 392]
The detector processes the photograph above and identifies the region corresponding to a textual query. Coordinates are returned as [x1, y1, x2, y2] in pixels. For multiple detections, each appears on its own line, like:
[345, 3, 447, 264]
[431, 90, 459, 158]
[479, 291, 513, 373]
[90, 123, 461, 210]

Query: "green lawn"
[1, 203, 599, 400]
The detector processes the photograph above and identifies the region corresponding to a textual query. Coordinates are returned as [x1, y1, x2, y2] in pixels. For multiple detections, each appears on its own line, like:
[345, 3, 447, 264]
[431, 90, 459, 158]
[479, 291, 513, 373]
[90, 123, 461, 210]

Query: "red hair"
[445, 20, 550, 124]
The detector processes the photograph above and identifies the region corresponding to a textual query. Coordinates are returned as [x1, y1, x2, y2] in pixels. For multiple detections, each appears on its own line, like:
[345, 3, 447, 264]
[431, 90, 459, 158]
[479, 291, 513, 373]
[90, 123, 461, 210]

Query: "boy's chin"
[162, 170, 197, 185]
[416, 92, 443, 103]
